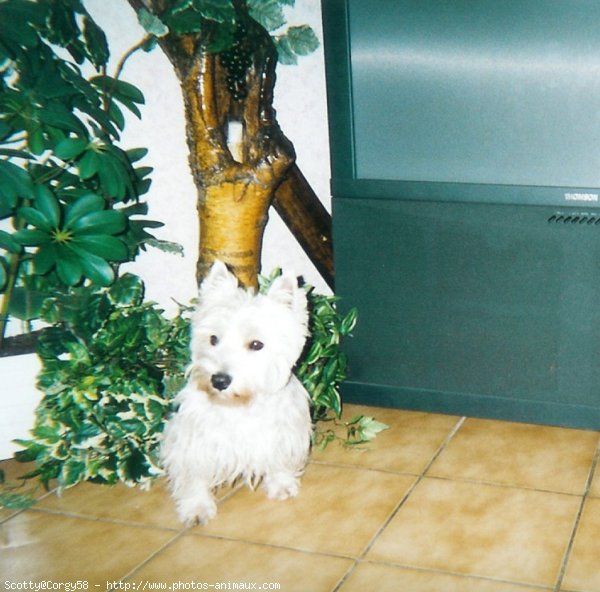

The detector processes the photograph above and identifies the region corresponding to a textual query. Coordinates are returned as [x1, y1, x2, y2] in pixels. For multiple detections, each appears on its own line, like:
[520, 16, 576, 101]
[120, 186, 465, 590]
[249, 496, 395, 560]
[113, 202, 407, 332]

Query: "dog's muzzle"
[211, 372, 233, 391]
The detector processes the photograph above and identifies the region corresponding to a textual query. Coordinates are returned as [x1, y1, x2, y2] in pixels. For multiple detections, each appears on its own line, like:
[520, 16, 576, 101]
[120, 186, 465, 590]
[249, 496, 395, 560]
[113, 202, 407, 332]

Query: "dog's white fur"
[161, 261, 313, 525]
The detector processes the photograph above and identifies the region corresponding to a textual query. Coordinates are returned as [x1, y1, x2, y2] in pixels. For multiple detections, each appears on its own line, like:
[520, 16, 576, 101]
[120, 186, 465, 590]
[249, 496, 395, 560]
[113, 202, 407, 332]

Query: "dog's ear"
[267, 274, 307, 316]
[199, 260, 239, 302]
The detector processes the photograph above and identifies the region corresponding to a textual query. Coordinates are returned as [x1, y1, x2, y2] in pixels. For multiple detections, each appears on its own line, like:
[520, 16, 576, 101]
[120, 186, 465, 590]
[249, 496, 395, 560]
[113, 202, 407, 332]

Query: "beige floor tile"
[313, 404, 461, 474]
[561, 498, 600, 592]
[37, 478, 185, 530]
[428, 418, 599, 494]
[0, 510, 176, 585]
[200, 463, 416, 557]
[132, 534, 353, 591]
[366, 477, 580, 588]
[339, 562, 550, 592]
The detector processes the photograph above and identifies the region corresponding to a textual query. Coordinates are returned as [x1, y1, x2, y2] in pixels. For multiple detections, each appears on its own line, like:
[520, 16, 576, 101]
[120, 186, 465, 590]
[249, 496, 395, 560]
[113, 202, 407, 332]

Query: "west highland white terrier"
[161, 261, 313, 525]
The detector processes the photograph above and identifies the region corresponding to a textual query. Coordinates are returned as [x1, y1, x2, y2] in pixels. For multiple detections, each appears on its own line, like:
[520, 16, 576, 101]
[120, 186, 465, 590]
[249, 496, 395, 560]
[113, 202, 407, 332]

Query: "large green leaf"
[162, 2, 206, 35]
[126, 147, 148, 163]
[90, 76, 145, 105]
[1, 0, 48, 28]
[12, 228, 50, 246]
[32, 424, 61, 444]
[34, 55, 78, 100]
[194, 0, 236, 23]
[54, 137, 89, 160]
[248, 0, 286, 32]
[55, 248, 83, 285]
[82, 16, 109, 68]
[59, 458, 86, 489]
[0, 148, 34, 159]
[78, 149, 101, 179]
[0, 229, 22, 253]
[7, 286, 47, 320]
[275, 25, 319, 65]
[27, 128, 45, 156]
[110, 95, 142, 119]
[74, 147, 130, 200]
[45, 2, 80, 49]
[0, 159, 34, 208]
[72, 235, 128, 262]
[117, 448, 148, 483]
[69, 245, 115, 286]
[34, 186, 61, 228]
[109, 273, 144, 306]
[137, 7, 169, 37]
[39, 104, 87, 135]
[0, 4, 40, 48]
[74, 101, 120, 139]
[96, 151, 128, 199]
[32, 244, 55, 275]
[70, 210, 126, 235]
[18, 207, 54, 232]
[284, 25, 319, 55]
[64, 193, 104, 227]
[107, 100, 125, 131]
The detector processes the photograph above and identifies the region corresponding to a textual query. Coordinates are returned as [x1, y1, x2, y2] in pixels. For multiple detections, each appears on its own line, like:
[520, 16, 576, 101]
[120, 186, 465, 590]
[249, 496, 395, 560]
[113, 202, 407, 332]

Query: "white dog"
[161, 261, 313, 525]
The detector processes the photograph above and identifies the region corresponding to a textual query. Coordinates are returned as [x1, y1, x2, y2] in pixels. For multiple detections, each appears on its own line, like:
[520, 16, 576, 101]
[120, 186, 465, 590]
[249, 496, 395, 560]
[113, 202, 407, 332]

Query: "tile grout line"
[117, 490, 250, 590]
[331, 416, 467, 592]
[185, 530, 357, 561]
[118, 481, 359, 587]
[553, 438, 600, 592]
[421, 416, 468, 476]
[23, 480, 246, 530]
[26, 504, 187, 532]
[412, 474, 587, 498]
[355, 559, 554, 591]
[120, 529, 189, 587]
[0, 483, 58, 525]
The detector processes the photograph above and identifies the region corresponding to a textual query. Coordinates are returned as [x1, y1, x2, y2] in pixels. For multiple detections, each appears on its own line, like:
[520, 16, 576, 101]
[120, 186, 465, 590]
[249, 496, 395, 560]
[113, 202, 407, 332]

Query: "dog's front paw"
[177, 496, 218, 526]
[263, 472, 300, 501]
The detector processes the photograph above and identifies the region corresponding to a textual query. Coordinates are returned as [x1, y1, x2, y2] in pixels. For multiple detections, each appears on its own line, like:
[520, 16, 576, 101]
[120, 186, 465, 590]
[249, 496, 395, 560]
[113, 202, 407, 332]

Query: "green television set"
[323, 0, 600, 429]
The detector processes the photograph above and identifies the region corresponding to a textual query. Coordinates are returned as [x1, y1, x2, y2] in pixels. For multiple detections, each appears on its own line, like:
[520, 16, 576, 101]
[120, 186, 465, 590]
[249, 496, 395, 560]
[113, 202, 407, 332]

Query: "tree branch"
[273, 165, 334, 290]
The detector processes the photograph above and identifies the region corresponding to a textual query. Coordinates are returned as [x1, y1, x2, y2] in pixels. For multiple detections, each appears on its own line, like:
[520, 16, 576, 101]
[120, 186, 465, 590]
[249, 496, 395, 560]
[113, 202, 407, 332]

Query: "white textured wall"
[86, 0, 331, 313]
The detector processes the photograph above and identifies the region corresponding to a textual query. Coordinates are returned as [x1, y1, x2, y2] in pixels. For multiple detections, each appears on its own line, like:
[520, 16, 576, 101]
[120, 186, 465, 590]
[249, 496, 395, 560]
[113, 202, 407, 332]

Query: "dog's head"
[187, 261, 309, 405]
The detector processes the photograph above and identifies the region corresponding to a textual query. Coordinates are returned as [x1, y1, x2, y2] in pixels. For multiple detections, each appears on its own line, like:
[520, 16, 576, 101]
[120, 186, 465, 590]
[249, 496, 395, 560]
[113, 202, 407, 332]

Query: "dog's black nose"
[211, 373, 232, 391]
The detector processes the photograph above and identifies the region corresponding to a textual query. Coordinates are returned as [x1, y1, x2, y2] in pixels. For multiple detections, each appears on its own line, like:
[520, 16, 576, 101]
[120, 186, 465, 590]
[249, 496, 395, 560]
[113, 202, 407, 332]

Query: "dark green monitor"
[323, 0, 600, 429]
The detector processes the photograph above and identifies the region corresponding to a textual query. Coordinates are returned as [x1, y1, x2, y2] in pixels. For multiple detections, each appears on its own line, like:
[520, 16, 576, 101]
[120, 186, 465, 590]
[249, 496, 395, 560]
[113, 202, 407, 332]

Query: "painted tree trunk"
[198, 180, 273, 288]
[126, 0, 332, 290]
[181, 52, 294, 288]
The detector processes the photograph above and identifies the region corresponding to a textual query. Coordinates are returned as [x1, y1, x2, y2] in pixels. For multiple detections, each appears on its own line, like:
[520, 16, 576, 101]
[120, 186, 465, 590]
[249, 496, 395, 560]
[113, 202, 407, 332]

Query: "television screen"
[348, 0, 600, 191]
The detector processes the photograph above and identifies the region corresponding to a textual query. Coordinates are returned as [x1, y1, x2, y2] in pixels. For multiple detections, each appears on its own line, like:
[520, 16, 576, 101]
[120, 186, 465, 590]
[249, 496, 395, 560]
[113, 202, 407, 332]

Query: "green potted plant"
[0, 0, 170, 356]
[0, 271, 382, 508]
[0, 0, 176, 462]
[0, 0, 386, 507]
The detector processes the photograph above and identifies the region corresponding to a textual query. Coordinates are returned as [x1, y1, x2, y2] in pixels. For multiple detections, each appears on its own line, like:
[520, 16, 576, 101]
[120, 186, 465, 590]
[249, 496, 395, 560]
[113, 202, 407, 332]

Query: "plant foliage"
[13, 274, 190, 492]
[0, 0, 170, 347]
[135, 0, 319, 66]
[6, 270, 374, 502]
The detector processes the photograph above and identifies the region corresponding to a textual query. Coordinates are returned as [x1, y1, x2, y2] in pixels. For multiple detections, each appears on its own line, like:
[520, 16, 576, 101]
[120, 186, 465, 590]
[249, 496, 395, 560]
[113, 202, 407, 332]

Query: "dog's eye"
[210, 335, 219, 346]
[248, 340, 264, 351]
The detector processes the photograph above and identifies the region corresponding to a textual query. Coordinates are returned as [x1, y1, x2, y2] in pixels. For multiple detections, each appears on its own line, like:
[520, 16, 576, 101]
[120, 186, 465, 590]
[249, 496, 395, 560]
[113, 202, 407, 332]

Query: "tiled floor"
[1, 404, 599, 592]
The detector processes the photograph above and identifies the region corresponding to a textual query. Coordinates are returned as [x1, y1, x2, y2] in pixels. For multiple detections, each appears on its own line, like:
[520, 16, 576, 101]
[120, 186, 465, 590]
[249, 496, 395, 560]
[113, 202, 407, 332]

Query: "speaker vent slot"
[548, 213, 600, 225]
